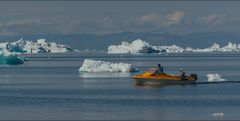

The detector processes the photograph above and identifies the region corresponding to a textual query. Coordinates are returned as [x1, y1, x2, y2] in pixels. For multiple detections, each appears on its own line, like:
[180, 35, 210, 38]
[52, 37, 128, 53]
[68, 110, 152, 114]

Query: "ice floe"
[108, 39, 240, 54]
[79, 59, 138, 72]
[0, 39, 74, 53]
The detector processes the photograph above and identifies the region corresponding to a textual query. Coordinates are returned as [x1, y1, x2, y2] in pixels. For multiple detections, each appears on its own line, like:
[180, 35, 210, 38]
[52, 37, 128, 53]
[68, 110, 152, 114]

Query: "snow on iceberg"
[0, 50, 27, 65]
[79, 59, 138, 72]
[0, 39, 74, 53]
[108, 39, 240, 54]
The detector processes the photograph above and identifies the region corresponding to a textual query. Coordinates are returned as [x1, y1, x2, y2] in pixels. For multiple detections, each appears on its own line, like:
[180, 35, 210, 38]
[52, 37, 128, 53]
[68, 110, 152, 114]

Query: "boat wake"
[196, 73, 240, 84]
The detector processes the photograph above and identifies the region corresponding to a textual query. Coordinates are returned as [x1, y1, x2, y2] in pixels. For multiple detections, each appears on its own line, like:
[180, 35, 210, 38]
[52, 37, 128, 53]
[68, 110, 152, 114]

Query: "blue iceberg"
[0, 50, 27, 65]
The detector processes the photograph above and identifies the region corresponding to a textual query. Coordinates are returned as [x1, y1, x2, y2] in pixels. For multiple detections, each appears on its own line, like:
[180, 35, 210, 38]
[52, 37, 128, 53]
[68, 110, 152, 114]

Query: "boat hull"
[133, 72, 197, 85]
[134, 78, 196, 85]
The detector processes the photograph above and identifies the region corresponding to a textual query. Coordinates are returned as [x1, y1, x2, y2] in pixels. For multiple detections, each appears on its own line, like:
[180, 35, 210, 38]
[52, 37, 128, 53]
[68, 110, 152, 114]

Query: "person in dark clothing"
[180, 68, 186, 80]
[151, 64, 164, 76]
[157, 64, 164, 74]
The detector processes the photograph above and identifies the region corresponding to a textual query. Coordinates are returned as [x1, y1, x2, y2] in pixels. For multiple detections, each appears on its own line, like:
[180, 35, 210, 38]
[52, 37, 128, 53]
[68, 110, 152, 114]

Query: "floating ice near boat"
[107, 39, 240, 54]
[0, 39, 74, 53]
[207, 74, 226, 82]
[79, 59, 138, 73]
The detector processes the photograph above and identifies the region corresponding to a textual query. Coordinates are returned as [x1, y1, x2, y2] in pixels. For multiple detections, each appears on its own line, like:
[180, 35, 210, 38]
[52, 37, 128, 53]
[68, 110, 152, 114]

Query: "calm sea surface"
[0, 52, 240, 120]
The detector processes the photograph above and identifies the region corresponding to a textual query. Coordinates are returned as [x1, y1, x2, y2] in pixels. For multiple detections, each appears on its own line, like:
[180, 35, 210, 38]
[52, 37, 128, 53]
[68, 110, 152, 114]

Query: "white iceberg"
[220, 42, 240, 52]
[108, 39, 160, 54]
[207, 74, 226, 82]
[0, 38, 74, 53]
[79, 59, 138, 72]
[107, 39, 240, 54]
[107, 39, 184, 54]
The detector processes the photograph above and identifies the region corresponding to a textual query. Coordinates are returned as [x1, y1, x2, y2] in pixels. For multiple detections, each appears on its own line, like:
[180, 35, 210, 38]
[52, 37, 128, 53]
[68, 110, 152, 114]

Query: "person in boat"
[158, 64, 164, 74]
[180, 68, 186, 80]
[151, 64, 164, 75]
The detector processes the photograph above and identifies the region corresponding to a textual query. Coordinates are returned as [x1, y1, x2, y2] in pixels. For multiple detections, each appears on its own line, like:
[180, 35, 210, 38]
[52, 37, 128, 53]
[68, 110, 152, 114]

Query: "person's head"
[158, 64, 161, 67]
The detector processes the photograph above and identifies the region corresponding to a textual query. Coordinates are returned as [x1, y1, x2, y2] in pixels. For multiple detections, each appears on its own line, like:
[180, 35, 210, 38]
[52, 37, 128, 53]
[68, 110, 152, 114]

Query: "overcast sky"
[0, 1, 240, 36]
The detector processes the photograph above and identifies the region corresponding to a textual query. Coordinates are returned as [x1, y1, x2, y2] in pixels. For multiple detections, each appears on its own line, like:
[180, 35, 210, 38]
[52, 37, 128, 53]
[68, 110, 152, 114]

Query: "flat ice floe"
[0, 39, 74, 53]
[79, 59, 138, 72]
[107, 39, 240, 54]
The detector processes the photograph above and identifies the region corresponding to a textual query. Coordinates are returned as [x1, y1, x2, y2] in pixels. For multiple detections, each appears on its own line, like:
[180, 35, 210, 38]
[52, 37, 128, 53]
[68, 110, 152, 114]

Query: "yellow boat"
[133, 68, 197, 85]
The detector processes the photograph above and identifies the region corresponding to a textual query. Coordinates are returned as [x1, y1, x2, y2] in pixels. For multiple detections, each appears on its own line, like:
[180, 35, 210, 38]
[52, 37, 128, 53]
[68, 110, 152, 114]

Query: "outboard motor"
[190, 74, 198, 80]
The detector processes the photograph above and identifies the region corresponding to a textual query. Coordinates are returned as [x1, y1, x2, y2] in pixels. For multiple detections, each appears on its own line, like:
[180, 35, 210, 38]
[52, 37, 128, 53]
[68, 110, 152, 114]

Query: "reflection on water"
[79, 72, 132, 78]
[196, 80, 240, 84]
[134, 81, 197, 89]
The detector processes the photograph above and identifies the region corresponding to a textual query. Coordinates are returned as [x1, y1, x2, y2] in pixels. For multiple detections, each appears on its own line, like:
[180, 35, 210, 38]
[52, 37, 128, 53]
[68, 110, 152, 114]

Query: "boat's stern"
[190, 74, 198, 81]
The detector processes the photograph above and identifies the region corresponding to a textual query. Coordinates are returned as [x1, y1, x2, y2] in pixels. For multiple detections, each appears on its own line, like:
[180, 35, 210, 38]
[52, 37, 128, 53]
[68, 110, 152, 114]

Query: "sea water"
[0, 52, 240, 120]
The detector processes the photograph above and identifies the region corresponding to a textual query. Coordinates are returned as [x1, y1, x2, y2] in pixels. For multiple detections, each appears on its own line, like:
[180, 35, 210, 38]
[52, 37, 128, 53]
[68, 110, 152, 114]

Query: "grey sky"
[0, 1, 240, 36]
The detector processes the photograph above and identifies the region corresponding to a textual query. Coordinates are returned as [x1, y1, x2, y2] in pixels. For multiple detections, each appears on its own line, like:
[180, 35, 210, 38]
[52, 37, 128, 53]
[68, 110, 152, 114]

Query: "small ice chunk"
[207, 74, 226, 82]
[79, 59, 138, 73]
